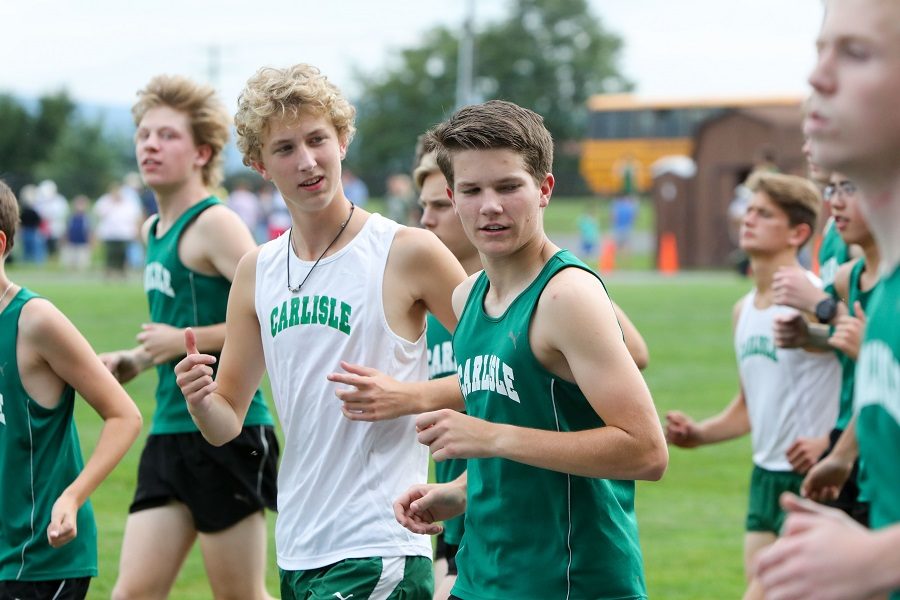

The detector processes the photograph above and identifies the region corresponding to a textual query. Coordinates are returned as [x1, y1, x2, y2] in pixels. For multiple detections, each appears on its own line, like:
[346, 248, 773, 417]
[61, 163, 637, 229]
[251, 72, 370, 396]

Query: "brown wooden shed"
[653, 104, 805, 268]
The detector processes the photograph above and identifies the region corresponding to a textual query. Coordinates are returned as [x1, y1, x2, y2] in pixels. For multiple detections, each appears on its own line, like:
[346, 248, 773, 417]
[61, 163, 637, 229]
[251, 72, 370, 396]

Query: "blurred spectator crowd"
[10, 169, 431, 277]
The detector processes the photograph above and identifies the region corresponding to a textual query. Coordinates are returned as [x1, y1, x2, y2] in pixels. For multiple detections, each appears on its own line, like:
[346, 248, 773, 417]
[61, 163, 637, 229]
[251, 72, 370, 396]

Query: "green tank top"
[834, 259, 875, 430]
[0, 288, 97, 581]
[855, 265, 900, 542]
[818, 218, 850, 295]
[426, 313, 466, 546]
[145, 197, 273, 434]
[451, 250, 647, 600]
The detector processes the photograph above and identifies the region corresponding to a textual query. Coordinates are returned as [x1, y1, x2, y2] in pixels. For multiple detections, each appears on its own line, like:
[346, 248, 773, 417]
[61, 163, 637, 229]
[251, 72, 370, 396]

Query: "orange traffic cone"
[811, 234, 823, 276]
[598, 239, 616, 273]
[658, 232, 679, 275]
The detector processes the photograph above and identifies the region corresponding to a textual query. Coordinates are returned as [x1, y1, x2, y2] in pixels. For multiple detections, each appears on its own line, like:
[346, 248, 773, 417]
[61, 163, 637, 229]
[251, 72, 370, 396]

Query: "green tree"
[0, 90, 80, 193]
[35, 118, 121, 199]
[0, 90, 131, 199]
[478, 0, 629, 141]
[0, 94, 34, 188]
[30, 92, 77, 165]
[351, 0, 630, 194]
[350, 26, 460, 191]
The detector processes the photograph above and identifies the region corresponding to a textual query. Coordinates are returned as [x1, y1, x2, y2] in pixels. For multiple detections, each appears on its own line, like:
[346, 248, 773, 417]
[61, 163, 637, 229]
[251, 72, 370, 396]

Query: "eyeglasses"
[823, 180, 857, 201]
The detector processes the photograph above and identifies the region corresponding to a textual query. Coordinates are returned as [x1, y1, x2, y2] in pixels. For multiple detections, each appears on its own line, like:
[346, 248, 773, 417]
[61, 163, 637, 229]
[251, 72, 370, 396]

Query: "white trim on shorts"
[368, 556, 406, 600]
[50, 580, 66, 600]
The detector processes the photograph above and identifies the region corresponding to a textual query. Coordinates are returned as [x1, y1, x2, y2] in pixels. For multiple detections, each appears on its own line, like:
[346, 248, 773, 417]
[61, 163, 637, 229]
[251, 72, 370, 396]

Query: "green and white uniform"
[427, 314, 456, 382]
[451, 250, 647, 600]
[255, 213, 431, 576]
[144, 197, 273, 433]
[819, 217, 850, 296]
[835, 259, 874, 430]
[735, 277, 840, 533]
[854, 265, 900, 600]
[426, 314, 466, 546]
[826, 258, 875, 519]
[735, 280, 840, 473]
[0, 289, 97, 582]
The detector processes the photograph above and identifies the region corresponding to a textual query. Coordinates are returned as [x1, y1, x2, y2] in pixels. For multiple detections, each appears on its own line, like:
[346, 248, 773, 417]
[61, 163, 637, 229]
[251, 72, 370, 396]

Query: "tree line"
[1, 0, 629, 199]
[0, 92, 134, 200]
[348, 0, 630, 195]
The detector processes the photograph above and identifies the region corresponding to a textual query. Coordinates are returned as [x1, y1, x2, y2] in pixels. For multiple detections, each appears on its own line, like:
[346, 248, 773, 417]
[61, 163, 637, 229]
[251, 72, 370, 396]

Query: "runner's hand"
[174, 327, 218, 413]
[665, 411, 702, 448]
[47, 492, 78, 548]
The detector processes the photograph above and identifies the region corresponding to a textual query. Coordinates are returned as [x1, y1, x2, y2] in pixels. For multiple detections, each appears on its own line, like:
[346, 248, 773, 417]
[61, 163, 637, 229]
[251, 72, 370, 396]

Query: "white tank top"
[734, 280, 840, 472]
[255, 213, 432, 570]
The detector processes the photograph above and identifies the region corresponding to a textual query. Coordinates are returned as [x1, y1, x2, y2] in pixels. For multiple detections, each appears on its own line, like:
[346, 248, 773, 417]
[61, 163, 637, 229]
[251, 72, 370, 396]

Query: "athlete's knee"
[206, 563, 271, 600]
[110, 579, 132, 600]
[111, 576, 169, 600]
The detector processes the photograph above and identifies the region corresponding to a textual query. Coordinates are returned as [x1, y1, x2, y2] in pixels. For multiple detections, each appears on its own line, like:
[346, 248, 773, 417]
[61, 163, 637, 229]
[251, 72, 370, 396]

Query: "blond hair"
[132, 75, 230, 189]
[234, 64, 356, 166]
[746, 171, 821, 245]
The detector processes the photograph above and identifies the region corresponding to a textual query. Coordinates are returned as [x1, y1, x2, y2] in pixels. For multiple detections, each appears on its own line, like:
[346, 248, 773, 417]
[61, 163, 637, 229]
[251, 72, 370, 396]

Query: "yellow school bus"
[580, 94, 803, 195]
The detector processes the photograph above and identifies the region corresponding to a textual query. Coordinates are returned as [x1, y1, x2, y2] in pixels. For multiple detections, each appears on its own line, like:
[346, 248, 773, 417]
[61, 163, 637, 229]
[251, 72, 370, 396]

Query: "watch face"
[816, 297, 837, 322]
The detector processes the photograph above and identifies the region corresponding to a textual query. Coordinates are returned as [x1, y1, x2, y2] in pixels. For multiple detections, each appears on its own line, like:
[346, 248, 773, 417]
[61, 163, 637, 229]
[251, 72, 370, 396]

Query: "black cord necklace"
[286, 201, 355, 294]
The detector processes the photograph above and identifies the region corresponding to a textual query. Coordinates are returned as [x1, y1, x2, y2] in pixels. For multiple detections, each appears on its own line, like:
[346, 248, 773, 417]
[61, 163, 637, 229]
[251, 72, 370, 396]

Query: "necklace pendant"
[285, 200, 355, 296]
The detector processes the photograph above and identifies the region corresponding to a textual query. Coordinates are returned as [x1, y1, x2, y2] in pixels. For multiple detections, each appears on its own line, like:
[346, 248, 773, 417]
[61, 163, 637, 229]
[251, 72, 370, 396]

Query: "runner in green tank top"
[425, 314, 466, 540]
[795, 172, 879, 525]
[354, 148, 652, 600]
[0, 180, 141, 599]
[99, 75, 278, 600]
[393, 101, 666, 600]
[416, 150, 482, 599]
[755, 2, 900, 597]
[833, 257, 874, 428]
[143, 196, 272, 434]
[821, 173, 880, 431]
[451, 252, 647, 599]
[809, 257, 875, 520]
[855, 268, 900, 526]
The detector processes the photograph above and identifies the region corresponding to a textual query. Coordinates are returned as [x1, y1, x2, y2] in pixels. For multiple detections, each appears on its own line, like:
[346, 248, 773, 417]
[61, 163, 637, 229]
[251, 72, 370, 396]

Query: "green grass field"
[9, 265, 753, 599]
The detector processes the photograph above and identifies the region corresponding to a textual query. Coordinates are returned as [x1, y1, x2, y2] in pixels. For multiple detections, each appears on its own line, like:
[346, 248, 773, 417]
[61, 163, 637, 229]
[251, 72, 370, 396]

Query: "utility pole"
[455, 0, 476, 109]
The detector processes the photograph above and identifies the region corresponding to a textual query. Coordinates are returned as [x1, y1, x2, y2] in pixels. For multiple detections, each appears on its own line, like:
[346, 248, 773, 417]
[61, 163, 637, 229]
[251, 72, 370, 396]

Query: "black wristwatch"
[815, 297, 839, 323]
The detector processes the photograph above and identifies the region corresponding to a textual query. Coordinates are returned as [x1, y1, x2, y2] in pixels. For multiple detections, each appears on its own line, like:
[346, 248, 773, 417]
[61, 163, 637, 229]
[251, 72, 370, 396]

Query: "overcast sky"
[1, 0, 823, 109]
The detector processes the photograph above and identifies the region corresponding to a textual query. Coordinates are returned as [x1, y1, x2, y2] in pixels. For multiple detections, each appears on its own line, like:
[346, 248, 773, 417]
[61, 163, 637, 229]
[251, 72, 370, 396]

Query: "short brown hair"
[132, 75, 230, 189]
[234, 64, 356, 167]
[746, 171, 821, 245]
[0, 180, 20, 257]
[425, 100, 554, 189]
